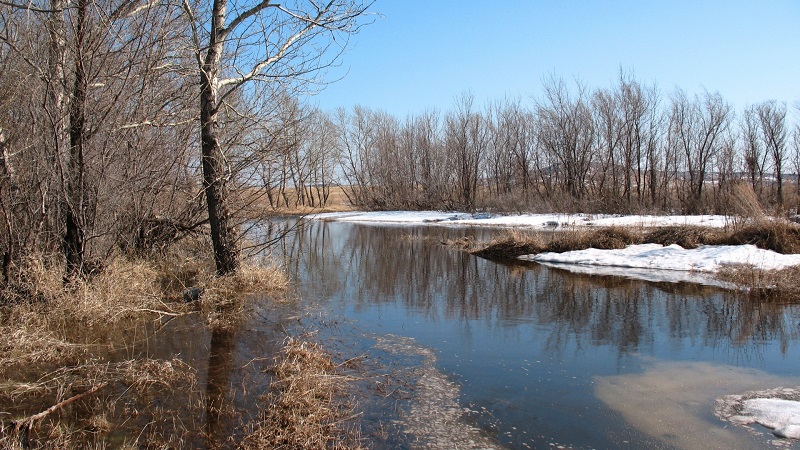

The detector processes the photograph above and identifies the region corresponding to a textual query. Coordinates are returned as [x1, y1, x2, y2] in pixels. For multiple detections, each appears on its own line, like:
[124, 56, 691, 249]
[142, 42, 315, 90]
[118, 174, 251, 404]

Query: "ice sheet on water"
[717, 387, 800, 441]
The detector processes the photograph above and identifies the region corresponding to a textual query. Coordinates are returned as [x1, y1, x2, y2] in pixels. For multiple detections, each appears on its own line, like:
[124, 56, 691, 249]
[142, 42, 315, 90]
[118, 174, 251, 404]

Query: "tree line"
[334, 74, 799, 216]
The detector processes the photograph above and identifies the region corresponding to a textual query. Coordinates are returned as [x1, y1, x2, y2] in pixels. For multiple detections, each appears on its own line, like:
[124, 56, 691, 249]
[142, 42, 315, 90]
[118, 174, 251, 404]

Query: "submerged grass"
[241, 337, 362, 450]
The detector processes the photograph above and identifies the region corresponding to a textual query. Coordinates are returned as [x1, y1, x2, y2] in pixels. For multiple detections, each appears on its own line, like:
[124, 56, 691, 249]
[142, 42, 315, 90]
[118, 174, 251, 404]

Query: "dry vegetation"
[0, 239, 290, 449]
[241, 338, 362, 450]
[238, 186, 356, 219]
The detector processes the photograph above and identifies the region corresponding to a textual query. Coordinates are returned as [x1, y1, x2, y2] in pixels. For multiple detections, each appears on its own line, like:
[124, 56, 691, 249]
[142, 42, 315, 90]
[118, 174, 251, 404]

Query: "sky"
[309, 1, 800, 118]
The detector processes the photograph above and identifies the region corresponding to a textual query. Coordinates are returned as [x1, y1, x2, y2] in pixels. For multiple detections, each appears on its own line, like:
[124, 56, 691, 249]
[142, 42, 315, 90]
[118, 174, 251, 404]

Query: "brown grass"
[470, 230, 546, 261]
[471, 220, 800, 262]
[643, 226, 721, 249]
[471, 228, 640, 261]
[543, 227, 641, 253]
[725, 220, 800, 254]
[0, 358, 198, 450]
[240, 337, 362, 450]
[717, 265, 800, 302]
[237, 186, 356, 217]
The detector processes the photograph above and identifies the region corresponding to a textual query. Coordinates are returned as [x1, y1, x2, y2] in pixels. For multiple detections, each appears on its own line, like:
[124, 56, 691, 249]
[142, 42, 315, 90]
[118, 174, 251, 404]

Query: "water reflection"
[270, 220, 800, 359]
[205, 326, 236, 448]
[263, 219, 800, 449]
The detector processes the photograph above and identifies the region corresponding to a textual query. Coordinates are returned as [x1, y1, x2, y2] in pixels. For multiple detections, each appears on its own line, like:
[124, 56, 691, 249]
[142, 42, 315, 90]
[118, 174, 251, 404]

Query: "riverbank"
[0, 242, 362, 449]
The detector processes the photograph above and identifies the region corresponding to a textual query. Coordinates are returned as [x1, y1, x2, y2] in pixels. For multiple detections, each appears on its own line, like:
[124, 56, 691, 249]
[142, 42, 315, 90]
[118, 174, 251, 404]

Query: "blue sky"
[310, 1, 800, 117]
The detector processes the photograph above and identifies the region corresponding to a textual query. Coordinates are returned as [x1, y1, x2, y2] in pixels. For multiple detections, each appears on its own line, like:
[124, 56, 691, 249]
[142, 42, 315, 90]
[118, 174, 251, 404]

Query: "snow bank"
[310, 211, 733, 229]
[523, 244, 800, 273]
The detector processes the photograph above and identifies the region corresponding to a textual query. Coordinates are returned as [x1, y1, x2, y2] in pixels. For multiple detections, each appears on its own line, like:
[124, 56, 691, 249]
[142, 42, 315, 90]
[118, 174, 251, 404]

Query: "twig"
[132, 308, 184, 317]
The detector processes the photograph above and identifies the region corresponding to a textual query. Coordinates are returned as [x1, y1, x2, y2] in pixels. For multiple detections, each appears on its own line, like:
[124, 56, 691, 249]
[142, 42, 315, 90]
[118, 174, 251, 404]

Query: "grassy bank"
[0, 239, 317, 449]
[469, 220, 800, 301]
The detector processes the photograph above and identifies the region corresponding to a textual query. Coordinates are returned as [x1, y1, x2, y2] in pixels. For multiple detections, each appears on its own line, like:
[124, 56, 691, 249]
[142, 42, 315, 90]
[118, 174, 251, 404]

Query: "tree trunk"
[200, 0, 239, 275]
[200, 93, 239, 275]
[64, 0, 88, 279]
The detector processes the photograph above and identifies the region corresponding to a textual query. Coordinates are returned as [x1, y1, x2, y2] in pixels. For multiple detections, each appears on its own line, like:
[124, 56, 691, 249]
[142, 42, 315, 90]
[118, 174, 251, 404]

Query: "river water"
[268, 219, 800, 449]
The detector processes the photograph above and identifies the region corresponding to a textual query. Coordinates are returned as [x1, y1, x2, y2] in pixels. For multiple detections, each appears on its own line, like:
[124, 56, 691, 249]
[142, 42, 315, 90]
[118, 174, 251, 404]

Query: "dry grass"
[718, 265, 800, 302]
[0, 238, 291, 449]
[201, 262, 290, 330]
[0, 255, 198, 375]
[723, 181, 766, 219]
[470, 230, 546, 261]
[0, 358, 198, 450]
[471, 228, 640, 261]
[643, 226, 721, 249]
[471, 219, 800, 262]
[237, 186, 356, 217]
[725, 220, 800, 254]
[543, 227, 641, 253]
[240, 337, 362, 450]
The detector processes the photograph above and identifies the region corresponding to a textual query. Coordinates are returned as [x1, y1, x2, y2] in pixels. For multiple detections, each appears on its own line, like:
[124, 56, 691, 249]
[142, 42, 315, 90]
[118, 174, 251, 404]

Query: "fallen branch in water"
[9, 382, 108, 446]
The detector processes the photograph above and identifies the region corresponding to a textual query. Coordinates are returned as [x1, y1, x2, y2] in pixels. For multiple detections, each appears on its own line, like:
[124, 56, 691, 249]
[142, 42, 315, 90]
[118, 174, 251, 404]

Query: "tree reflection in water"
[204, 326, 236, 447]
[269, 219, 799, 359]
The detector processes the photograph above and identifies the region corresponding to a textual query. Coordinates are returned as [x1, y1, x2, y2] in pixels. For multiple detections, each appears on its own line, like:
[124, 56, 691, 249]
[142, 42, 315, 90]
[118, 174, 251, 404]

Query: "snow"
[524, 243, 800, 273]
[734, 398, 800, 439]
[310, 211, 733, 229]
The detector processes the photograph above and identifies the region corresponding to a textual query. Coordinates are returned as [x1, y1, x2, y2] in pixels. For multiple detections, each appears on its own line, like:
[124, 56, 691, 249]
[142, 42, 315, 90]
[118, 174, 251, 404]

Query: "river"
[267, 218, 800, 449]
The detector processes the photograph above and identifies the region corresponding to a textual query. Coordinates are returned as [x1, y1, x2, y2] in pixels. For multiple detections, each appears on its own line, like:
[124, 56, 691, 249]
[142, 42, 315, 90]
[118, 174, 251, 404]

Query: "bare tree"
[182, 0, 372, 274]
[742, 105, 767, 198]
[445, 92, 487, 210]
[1, 0, 198, 278]
[792, 119, 800, 212]
[336, 105, 376, 207]
[669, 89, 732, 213]
[756, 100, 788, 208]
[535, 76, 595, 203]
[592, 87, 623, 205]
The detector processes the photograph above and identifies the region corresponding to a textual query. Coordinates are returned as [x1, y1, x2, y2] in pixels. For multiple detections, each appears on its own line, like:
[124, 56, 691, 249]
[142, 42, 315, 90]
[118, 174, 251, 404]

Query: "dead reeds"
[240, 337, 362, 450]
[470, 230, 546, 260]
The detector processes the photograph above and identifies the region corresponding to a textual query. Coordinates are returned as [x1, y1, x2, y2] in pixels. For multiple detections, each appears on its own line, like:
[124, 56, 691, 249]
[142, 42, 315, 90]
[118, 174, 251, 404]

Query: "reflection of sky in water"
[270, 220, 800, 449]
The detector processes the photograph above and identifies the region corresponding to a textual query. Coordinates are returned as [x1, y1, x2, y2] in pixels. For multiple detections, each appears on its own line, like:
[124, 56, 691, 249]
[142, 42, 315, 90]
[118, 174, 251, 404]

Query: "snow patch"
[310, 211, 733, 229]
[524, 243, 800, 273]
